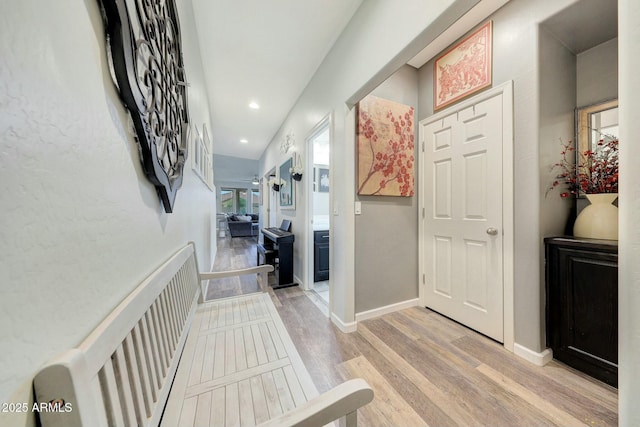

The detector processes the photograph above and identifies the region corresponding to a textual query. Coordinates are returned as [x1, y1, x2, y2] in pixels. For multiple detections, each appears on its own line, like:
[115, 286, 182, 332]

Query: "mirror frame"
[576, 98, 618, 196]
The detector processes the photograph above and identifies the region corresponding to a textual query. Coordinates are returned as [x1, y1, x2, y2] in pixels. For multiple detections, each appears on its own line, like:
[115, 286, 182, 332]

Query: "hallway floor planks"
[210, 235, 618, 426]
[206, 236, 263, 300]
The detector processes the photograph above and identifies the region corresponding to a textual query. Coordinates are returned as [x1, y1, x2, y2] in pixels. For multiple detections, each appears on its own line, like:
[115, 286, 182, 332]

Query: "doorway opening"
[306, 116, 331, 307]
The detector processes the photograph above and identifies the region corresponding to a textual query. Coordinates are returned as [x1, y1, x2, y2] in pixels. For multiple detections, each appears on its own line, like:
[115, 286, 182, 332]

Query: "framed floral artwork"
[434, 21, 492, 111]
[357, 95, 415, 197]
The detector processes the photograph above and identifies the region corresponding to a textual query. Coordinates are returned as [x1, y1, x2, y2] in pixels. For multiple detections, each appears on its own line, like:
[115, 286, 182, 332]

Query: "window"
[251, 190, 260, 213]
[220, 189, 234, 214]
[237, 190, 248, 214]
[221, 188, 257, 214]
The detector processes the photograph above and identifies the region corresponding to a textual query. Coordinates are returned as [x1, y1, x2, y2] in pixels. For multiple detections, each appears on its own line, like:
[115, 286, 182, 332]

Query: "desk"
[259, 228, 296, 289]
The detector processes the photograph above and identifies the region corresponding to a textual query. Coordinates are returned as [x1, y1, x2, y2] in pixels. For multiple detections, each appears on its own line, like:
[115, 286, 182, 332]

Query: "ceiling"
[192, 0, 363, 160]
[541, 0, 617, 54]
[190, 0, 614, 162]
[190, 0, 511, 161]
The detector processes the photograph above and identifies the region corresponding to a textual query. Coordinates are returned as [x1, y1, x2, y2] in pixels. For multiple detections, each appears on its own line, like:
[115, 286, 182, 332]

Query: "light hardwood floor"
[208, 235, 618, 426]
[206, 235, 264, 300]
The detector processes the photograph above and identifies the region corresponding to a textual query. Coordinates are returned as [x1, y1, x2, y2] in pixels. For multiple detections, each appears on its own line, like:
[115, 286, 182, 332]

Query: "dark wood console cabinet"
[544, 237, 618, 387]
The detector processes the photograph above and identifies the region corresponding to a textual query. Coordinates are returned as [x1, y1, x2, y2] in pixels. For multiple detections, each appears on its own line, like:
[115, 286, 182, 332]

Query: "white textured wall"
[618, 0, 640, 423]
[0, 0, 215, 425]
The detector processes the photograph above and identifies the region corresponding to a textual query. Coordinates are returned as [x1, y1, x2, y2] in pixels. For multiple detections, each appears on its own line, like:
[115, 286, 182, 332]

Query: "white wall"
[313, 192, 330, 217]
[0, 0, 215, 425]
[618, 0, 640, 423]
[259, 0, 478, 328]
[213, 154, 259, 189]
[577, 38, 619, 108]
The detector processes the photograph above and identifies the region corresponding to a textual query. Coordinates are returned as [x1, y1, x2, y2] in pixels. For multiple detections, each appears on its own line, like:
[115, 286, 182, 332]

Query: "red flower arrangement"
[549, 136, 619, 198]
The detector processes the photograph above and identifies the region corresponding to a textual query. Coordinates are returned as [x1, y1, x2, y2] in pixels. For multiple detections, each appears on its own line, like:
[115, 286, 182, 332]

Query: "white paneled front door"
[419, 84, 512, 343]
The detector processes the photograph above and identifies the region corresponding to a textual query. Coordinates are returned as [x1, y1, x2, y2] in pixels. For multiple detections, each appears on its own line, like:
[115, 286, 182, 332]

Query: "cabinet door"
[548, 243, 617, 387]
[314, 231, 330, 282]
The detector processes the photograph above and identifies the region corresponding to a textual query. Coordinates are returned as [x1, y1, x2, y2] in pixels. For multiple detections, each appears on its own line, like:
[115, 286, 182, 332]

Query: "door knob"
[486, 227, 498, 236]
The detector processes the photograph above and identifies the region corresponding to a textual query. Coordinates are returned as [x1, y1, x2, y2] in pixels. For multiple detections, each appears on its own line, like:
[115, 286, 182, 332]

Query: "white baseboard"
[293, 274, 305, 290]
[331, 313, 357, 333]
[355, 298, 419, 323]
[514, 343, 553, 366]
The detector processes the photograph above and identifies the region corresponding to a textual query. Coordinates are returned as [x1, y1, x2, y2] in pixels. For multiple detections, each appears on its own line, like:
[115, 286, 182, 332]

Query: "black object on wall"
[97, 0, 189, 213]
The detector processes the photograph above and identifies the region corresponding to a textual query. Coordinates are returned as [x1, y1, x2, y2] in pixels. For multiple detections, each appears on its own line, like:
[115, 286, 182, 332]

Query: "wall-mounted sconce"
[280, 130, 295, 153]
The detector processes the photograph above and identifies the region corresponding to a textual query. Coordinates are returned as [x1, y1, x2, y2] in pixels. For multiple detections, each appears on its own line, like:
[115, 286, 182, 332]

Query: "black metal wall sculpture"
[97, 0, 189, 213]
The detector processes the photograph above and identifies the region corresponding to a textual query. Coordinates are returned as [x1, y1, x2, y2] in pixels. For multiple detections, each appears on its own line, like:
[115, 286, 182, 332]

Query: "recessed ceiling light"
[240, 139, 248, 144]
[249, 101, 260, 109]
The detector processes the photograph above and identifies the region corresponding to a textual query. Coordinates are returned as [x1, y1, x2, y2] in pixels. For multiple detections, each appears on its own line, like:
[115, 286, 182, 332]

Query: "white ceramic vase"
[573, 193, 618, 240]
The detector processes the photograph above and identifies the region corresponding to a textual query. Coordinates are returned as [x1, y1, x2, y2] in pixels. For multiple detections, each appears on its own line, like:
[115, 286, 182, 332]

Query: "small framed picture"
[317, 167, 329, 193]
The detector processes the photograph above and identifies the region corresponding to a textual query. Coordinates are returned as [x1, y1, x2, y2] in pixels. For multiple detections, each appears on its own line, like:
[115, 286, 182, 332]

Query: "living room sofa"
[227, 214, 259, 237]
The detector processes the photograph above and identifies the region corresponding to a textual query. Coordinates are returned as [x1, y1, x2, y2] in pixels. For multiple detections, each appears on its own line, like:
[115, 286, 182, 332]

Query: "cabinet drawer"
[314, 230, 329, 243]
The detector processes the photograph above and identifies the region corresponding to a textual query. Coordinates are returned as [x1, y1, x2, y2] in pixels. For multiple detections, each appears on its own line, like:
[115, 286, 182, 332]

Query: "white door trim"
[305, 113, 333, 299]
[418, 80, 514, 352]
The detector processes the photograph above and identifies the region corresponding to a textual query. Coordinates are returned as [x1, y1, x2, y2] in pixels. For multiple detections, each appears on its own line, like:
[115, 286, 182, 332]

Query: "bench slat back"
[34, 243, 201, 427]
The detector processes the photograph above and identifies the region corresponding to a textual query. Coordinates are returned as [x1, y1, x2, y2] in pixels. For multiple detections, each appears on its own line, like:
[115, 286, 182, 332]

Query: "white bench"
[33, 242, 373, 427]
